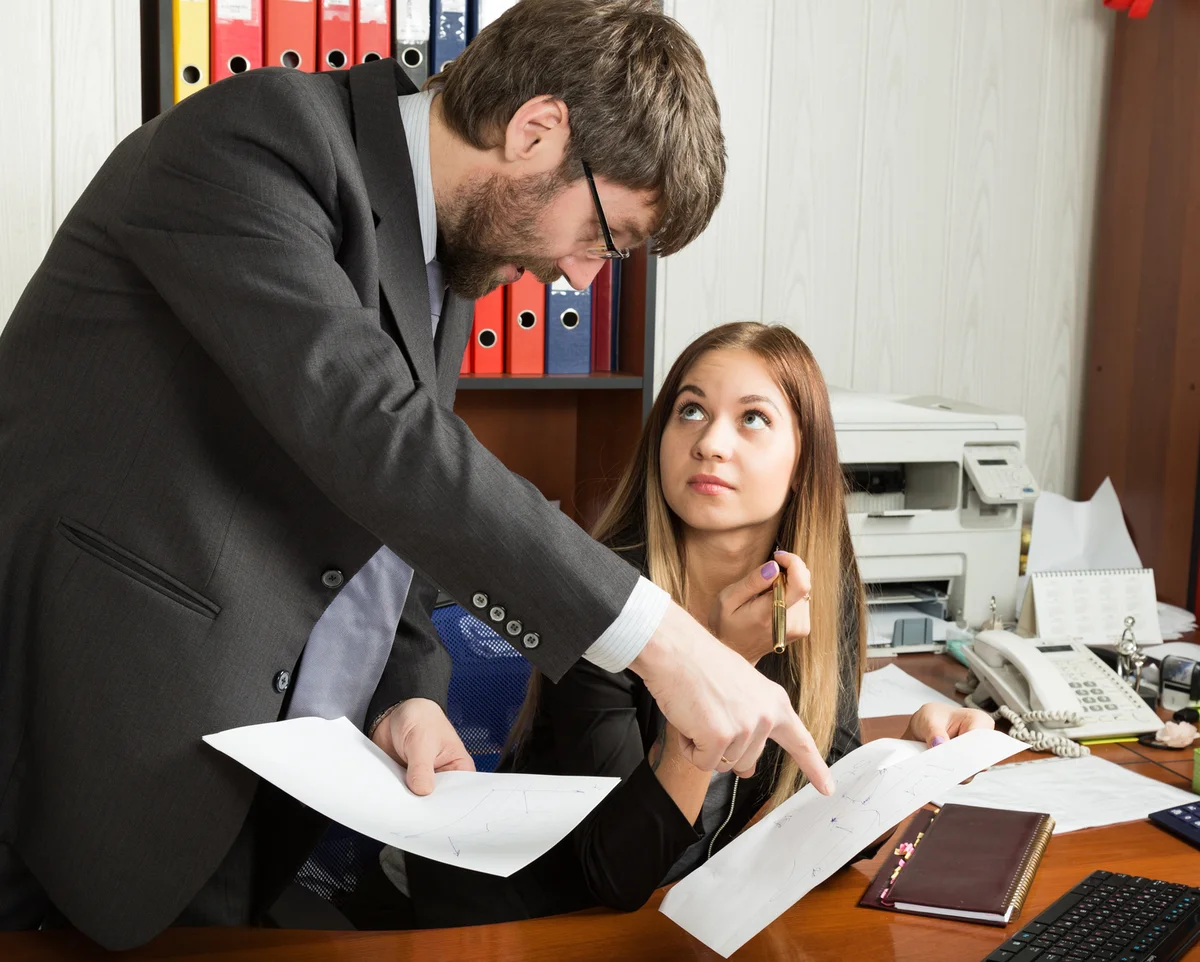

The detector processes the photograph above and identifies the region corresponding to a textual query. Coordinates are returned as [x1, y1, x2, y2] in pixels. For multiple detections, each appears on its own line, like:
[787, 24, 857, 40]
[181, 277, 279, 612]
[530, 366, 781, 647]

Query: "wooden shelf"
[457, 373, 643, 391]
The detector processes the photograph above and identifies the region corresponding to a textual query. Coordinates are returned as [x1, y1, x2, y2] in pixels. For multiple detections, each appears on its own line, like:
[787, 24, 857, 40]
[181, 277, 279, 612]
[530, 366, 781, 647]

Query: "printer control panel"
[964, 445, 1039, 505]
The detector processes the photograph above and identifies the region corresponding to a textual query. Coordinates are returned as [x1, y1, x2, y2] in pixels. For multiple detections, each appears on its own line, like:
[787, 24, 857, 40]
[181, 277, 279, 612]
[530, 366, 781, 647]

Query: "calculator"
[1149, 801, 1200, 851]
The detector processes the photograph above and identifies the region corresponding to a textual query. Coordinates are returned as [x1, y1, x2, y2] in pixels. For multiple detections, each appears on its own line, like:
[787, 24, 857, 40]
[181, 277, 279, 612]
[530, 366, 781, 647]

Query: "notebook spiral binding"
[1031, 568, 1148, 578]
[1002, 815, 1056, 920]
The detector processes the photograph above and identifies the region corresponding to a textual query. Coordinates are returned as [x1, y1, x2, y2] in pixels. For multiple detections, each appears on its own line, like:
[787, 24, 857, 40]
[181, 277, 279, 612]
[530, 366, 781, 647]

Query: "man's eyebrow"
[615, 222, 649, 245]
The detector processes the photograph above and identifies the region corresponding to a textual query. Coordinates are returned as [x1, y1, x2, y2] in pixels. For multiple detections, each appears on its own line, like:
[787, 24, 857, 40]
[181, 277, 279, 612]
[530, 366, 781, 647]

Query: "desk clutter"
[659, 730, 1026, 958]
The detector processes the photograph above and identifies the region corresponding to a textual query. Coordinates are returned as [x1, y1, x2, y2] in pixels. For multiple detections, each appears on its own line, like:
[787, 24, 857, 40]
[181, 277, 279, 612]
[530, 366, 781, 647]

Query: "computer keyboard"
[981, 871, 1200, 962]
[1149, 802, 1200, 851]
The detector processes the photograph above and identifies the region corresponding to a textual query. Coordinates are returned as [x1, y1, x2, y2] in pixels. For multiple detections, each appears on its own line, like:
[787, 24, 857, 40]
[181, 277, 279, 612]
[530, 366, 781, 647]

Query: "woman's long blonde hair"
[511, 322, 866, 814]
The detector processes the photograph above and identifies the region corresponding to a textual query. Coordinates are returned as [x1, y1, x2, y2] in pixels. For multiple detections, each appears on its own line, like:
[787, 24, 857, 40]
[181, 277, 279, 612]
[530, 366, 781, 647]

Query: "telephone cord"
[962, 695, 1090, 758]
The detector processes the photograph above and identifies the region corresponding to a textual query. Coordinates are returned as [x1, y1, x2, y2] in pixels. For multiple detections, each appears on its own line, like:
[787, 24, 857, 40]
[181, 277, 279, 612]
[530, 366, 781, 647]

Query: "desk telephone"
[962, 630, 1162, 741]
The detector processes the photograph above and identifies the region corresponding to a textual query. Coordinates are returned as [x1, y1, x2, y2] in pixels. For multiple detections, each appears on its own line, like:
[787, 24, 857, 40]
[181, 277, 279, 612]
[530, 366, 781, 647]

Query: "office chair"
[285, 603, 532, 923]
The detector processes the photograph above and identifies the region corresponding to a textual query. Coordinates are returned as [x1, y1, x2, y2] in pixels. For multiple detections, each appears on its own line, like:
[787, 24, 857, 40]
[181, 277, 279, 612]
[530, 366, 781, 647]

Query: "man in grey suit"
[0, 0, 833, 948]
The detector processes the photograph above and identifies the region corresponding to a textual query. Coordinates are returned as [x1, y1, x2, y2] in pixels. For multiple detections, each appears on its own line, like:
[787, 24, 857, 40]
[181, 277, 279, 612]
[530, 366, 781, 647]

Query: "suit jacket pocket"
[56, 518, 220, 619]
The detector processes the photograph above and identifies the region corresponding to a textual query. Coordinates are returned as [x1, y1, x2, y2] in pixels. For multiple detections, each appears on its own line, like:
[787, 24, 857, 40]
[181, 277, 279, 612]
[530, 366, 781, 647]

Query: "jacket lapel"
[348, 60, 436, 387]
[434, 292, 473, 406]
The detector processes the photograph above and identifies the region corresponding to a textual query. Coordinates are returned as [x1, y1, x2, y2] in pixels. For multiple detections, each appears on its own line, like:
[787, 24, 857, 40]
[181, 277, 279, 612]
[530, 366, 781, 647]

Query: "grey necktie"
[285, 261, 446, 728]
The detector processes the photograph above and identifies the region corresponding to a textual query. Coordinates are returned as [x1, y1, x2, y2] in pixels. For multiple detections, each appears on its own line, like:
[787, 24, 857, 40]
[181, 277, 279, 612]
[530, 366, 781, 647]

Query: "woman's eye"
[679, 402, 705, 421]
[743, 409, 770, 429]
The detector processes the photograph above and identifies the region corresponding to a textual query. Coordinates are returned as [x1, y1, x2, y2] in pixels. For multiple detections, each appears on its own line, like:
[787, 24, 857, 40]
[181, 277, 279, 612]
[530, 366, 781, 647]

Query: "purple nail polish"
[931, 735, 947, 747]
[761, 561, 779, 580]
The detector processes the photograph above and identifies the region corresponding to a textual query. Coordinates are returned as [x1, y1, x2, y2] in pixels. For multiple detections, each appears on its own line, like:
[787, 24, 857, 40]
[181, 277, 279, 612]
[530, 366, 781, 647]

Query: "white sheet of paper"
[659, 729, 1025, 957]
[1154, 603, 1198, 643]
[857, 663, 961, 718]
[1026, 477, 1142, 575]
[937, 754, 1198, 835]
[1141, 640, 1200, 662]
[203, 716, 618, 877]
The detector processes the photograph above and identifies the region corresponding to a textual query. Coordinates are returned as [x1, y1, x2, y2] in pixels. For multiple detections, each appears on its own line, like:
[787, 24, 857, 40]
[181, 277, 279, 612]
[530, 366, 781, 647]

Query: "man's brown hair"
[426, 0, 725, 256]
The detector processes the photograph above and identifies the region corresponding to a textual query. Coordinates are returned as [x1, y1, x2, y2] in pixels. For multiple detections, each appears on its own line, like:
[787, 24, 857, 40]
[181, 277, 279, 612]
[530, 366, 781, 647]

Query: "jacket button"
[489, 606, 505, 623]
[472, 592, 488, 609]
[522, 632, 540, 649]
[273, 670, 290, 694]
[506, 620, 522, 637]
[321, 569, 344, 589]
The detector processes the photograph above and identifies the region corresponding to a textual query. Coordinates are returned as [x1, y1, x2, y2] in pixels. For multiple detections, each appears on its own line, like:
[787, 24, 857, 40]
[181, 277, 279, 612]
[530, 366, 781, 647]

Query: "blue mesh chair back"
[292, 603, 532, 911]
[432, 602, 532, 773]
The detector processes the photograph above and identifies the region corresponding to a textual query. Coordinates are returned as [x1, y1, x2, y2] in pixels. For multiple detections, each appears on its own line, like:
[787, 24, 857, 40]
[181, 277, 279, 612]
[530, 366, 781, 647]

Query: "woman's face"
[659, 348, 800, 537]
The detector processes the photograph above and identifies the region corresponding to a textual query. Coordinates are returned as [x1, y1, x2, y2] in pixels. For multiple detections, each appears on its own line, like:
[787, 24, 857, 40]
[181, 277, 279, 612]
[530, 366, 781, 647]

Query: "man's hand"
[902, 702, 995, 747]
[707, 551, 812, 663]
[370, 698, 475, 795]
[629, 601, 835, 794]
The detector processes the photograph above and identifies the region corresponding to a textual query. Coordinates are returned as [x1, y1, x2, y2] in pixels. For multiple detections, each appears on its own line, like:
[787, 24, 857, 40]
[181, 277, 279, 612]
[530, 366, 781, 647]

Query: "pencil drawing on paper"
[399, 786, 599, 858]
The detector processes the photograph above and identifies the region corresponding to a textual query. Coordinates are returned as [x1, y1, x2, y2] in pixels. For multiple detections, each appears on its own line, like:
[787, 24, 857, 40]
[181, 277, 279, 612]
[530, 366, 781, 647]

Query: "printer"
[830, 389, 1040, 635]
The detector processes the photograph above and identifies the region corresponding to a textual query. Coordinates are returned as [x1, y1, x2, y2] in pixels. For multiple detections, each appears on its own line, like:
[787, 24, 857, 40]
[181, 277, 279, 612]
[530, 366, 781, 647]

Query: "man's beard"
[437, 169, 566, 299]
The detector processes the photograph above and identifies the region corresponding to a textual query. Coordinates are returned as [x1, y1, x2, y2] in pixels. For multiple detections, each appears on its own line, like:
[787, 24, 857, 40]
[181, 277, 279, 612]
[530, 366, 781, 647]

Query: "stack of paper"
[937, 754, 1198, 834]
[1156, 602, 1197, 642]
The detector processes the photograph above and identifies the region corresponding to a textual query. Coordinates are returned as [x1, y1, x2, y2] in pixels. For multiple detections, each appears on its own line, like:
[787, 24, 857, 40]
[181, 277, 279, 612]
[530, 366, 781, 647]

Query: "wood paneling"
[1079, 0, 1200, 609]
[655, 0, 775, 377]
[1020, 0, 1112, 499]
[758, 1, 869, 391]
[0, 2, 54, 326]
[0, 0, 141, 332]
[662, 0, 1114, 498]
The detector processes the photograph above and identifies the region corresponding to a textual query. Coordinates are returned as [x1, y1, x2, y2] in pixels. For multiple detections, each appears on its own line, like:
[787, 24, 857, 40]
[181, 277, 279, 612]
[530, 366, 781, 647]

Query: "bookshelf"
[139, 1, 658, 532]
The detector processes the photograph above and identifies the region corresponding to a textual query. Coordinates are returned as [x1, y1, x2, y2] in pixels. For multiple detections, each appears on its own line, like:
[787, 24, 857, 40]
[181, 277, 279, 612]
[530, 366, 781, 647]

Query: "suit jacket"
[404, 544, 867, 928]
[0, 59, 639, 949]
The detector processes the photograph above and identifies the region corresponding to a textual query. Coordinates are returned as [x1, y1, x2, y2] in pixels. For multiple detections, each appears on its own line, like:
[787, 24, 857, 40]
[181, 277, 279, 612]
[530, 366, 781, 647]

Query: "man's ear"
[502, 95, 571, 173]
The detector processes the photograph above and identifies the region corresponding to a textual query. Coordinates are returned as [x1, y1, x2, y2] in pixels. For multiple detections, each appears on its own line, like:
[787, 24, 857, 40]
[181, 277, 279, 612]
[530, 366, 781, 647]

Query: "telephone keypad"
[1047, 651, 1151, 724]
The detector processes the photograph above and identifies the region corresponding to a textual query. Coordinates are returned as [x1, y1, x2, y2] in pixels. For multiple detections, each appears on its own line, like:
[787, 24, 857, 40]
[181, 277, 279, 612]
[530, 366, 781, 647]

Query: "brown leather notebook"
[859, 804, 1054, 926]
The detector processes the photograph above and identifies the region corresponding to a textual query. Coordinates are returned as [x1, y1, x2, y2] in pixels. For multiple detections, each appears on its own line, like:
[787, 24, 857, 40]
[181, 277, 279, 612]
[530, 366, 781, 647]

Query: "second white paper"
[857, 663, 961, 719]
[659, 729, 1026, 958]
[203, 715, 618, 877]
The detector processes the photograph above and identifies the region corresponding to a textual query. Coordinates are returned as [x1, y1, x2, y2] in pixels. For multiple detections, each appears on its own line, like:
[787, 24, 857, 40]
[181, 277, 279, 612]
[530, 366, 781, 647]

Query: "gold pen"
[773, 570, 787, 654]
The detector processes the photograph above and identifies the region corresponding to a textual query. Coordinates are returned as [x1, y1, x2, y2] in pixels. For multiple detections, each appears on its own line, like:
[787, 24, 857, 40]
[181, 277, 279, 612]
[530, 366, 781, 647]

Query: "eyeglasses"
[582, 159, 631, 261]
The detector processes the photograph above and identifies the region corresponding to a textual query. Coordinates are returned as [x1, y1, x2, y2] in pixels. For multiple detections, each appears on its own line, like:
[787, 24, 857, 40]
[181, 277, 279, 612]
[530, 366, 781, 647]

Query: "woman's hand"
[903, 702, 995, 747]
[707, 551, 812, 664]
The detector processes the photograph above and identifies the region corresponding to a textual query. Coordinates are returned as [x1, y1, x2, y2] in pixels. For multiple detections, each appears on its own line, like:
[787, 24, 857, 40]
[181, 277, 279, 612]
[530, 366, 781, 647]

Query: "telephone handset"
[963, 629, 1162, 741]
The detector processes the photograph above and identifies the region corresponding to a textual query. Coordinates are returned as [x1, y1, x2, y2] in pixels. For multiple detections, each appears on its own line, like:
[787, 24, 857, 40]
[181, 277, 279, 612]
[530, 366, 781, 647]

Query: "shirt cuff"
[582, 576, 670, 673]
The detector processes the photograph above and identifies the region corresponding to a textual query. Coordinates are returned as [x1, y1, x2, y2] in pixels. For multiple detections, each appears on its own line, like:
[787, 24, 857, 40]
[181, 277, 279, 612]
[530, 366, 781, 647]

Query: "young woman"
[347, 322, 992, 928]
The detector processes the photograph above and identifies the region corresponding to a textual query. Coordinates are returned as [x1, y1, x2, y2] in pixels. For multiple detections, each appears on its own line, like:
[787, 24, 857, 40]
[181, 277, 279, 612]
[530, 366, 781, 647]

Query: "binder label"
[444, 0, 467, 12]
[216, 0, 254, 19]
[397, 0, 430, 36]
[358, 0, 386, 22]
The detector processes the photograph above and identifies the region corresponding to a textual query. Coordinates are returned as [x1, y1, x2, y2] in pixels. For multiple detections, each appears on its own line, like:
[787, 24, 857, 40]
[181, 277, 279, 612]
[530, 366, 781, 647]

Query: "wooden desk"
[4, 655, 1197, 962]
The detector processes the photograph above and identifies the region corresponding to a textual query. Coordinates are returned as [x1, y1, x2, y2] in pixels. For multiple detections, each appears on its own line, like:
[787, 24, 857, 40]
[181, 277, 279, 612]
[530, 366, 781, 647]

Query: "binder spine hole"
[518, 310, 537, 330]
[182, 65, 202, 85]
[402, 47, 424, 68]
[362, 52, 381, 62]
[281, 50, 301, 69]
[560, 309, 580, 330]
[228, 56, 249, 74]
[477, 329, 497, 349]
[326, 49, 347, 69]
